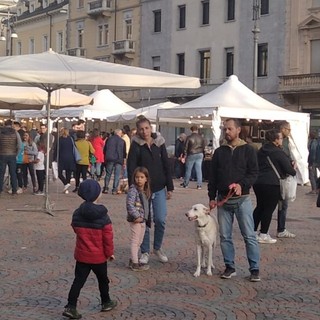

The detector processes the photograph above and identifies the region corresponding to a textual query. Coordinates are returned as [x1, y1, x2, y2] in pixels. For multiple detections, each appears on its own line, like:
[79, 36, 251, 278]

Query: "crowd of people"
[0, 116, 314, 319]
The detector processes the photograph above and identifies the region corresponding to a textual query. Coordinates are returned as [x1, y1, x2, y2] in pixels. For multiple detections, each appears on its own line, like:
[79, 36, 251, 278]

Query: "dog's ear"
[204, 206, 210, 215]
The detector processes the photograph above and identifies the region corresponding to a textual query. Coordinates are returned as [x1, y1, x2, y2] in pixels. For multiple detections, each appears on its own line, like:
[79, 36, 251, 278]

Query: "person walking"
[208, 118, 260, 282]
[127, 117, 174, 265]
[0, 120, 22, 196]
[307, 131, 320, 194]
[127, 167, 152, 271]
[102, 129, 126, 195]
[180, 126, 205, 189]
[253, 129, 296, 244]
[63, 179, 117, 319]
[277, 121, 296, 238]
[174, 133, 187, 179]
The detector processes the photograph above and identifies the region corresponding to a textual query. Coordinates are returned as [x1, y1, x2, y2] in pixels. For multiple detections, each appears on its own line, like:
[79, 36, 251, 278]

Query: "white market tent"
[106, 101, 179, 122]
[158, 75, 310, 184]
[14, 89, 134, 120]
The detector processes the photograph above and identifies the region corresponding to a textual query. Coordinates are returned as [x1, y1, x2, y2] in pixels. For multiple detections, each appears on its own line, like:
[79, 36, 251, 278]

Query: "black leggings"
[253, 184, 281, 234]
[67, 261, 110, 307]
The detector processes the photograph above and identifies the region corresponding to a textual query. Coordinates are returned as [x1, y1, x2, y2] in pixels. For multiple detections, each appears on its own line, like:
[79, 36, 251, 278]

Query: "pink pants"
[129, 222, 146, 263]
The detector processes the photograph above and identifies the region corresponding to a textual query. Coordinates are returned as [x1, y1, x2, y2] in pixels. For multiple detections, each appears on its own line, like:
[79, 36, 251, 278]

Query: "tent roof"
[158, 75, 309, 122]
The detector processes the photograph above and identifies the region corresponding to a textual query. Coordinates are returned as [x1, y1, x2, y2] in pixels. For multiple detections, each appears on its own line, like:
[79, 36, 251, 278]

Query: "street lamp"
[252, 0, 260, 93]
[0, 10, 18, 55]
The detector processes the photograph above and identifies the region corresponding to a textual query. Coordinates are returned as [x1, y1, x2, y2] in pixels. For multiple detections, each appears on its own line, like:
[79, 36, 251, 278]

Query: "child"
[33, 143, 46, 195]
[126, 167, 152, 271]
[63, 179, 117, 319]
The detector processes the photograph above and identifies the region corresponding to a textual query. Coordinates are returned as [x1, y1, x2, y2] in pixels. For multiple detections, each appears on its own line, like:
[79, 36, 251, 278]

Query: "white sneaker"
[258, 233, 277, 244]
[154, 249, 168, 263]
[63, 183, 71, 192]
[7, 189, 12, 194]
[17, 188, 23, 194]
[139, 253, 149, 265]
[277, 229, 296, 238]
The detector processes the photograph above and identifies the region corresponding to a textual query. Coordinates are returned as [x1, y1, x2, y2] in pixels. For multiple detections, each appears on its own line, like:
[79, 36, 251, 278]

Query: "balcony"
[87, 0, 112, 17]
[279, 74, 320, 93]
[67, 48, 87, 57]
[112, 40, 135, 55]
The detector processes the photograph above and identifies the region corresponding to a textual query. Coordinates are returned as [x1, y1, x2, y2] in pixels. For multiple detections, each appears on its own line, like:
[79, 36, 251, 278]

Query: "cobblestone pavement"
[0, 179, 319, 320]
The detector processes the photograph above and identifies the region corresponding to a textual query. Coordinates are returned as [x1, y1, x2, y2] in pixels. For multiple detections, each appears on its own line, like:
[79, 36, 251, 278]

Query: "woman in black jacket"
[253, 129, 296, 244]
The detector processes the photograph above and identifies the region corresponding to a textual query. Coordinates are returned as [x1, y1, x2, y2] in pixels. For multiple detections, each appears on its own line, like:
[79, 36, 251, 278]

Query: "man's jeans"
[104, 162, 122, 193]
[0, 155, 18, 193]
[141, 188, 167, 253]
[184, 153, 204, 187]
[217, 196, 260, 271]
[277, 199, 288, 233]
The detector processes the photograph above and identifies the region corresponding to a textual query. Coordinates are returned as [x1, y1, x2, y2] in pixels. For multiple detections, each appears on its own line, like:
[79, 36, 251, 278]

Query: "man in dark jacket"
[127, 117, 174, 265]
[0, 120, 22, 195]
[174, 133, 186, 179]
[181, 126, 205, 189]
[208, 118, 260, 282]
[102, 129, 126, 195]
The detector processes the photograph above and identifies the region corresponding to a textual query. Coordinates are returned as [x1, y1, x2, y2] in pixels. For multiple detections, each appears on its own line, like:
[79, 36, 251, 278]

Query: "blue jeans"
[277, 199, 288, 232]
[184, 153, 204, 187]
[141, 188, 167, 253]
[90, 162, 102, 177]
[103, 162, 122, 193]
[0, 155, 18, 193]
[218, 196, 260, 271]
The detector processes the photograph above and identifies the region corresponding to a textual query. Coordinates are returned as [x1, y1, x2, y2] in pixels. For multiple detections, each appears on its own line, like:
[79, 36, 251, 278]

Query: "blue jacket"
[104, 134, 126, 165]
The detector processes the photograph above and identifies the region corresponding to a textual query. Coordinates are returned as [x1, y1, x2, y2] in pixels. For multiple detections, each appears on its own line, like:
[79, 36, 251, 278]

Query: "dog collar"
[197, 222, 208, 228]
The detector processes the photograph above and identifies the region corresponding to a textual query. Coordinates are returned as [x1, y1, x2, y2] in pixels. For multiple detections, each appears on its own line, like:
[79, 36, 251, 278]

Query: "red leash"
[217, 188, 236, 207]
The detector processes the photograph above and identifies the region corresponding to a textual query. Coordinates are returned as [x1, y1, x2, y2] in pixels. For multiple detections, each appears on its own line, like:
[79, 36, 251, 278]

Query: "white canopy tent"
[158, 75, 310, 184]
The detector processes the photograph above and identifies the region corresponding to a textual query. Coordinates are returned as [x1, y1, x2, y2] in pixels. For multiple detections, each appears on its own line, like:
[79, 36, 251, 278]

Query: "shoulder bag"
[267, 156, 297, 202]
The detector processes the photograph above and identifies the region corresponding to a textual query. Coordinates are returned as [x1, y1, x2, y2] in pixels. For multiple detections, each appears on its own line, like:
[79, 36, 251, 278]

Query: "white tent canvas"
[158, 75, 310, 184]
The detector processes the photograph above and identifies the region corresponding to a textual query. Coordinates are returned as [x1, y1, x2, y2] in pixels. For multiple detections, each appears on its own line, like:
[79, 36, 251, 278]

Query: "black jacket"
[254, 142, 296, 186]
[127, 134, 174, 193]
[103, 134, 126, 165]
[208, 140, 258, 200]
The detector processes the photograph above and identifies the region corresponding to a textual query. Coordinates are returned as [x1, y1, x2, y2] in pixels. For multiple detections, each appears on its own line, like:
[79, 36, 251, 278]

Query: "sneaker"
[277, 229, 296, 238]
[196, 185, 202, 190]
[102, 187, 108, 194]
[34, 191, 45, 195]
[17, 188, 23, 194]
[7, 189, 12, 194]
[255, 231, 260, 241]
[130, 261, 150, 271]
[101, 300, 117, 312]
[154, 249, 168, 263]
[221, 266, 236, 279]
[62, 307, 82, 319]
[63, 183, 71, 192]
[139, 252, 150, 264]
[180, 182, 188, 188]
[250, 270, 261, 282]
[258, 233, 277, 244]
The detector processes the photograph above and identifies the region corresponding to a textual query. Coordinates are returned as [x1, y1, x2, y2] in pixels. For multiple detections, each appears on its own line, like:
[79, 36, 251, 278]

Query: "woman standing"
[55, 128, 76, 194]
[21, 131, 38, 193]
[73, 130, 95, 192]
[253, 129, 296, 244]
[89, 128, 105, 180]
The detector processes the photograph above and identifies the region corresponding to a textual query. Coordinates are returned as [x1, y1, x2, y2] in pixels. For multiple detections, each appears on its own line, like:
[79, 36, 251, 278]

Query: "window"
[312, 0, 320, 7]
[57, 32, 63, 52]
[199, 50, 211, 83]
[29, 38, 35, 54]
[258, 43, 268, 77]
[311, 40, 320, 73]
[227, 0, 235, 21]
[98, 24, 109, 46]
[154, 10, 161, 32]
[261, 0, 269, 15]
[225, 47, 234, 77]
[78, 0, 84, 8]
[152, 56, 160, 71]
[77, 21, 84, 47]
[125, 19, 132, 39]
[177, 53, 185, 75]
[43, 35, 49, 51]
[42, 0, 49, 8]
[178, 5, 186, 29]
[202, 0, 209, 25]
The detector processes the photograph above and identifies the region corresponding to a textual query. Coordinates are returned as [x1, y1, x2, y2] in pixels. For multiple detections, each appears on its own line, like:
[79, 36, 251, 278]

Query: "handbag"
[267, 156, 297, 202]
[23, 151, 29, 164]
[71, 139, 82, 162]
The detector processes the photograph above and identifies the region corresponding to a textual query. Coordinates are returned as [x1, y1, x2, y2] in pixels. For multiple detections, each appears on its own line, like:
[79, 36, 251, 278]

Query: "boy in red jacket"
[63, 179, 117, 319]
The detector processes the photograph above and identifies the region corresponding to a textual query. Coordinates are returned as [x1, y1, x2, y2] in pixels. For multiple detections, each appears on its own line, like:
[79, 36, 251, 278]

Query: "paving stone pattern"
[0, 180, 319, 320]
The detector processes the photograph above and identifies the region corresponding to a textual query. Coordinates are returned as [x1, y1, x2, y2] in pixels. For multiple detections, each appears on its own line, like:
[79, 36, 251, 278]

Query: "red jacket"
[72, 202, 114, 264]
[90, 136, 105, 163]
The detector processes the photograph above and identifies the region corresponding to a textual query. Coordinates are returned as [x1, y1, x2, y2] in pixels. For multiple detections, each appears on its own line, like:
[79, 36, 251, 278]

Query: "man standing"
[180, 126, 205, 189]
[102, 129, 126, 195]
[306, 131, 320, 194]
[277, 121, 296, 238]
[208, 118, 260, 282]
[174, 133, 186, 179]
[0, 120, 22, 195]
[127, 117, 174, 264]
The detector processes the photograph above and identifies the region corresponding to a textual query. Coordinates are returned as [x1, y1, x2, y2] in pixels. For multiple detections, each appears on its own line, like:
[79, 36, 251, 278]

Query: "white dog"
[186, 204, 218, 277]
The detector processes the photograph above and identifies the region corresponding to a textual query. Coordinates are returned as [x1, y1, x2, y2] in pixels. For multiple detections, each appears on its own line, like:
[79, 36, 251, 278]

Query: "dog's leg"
[206, 245, 213, 276]
[201, 245, 207, 268]
[193, 245, 202, 277]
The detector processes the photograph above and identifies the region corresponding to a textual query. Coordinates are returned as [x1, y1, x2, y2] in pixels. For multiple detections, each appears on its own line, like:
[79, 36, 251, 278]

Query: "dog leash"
[216, 188, 236, 207]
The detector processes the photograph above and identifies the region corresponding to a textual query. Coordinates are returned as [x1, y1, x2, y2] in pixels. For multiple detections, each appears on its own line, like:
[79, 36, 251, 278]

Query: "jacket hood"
[221, 138, 247, 148]
[259, 142, 280, 155]
[132, 132, 165, 148]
